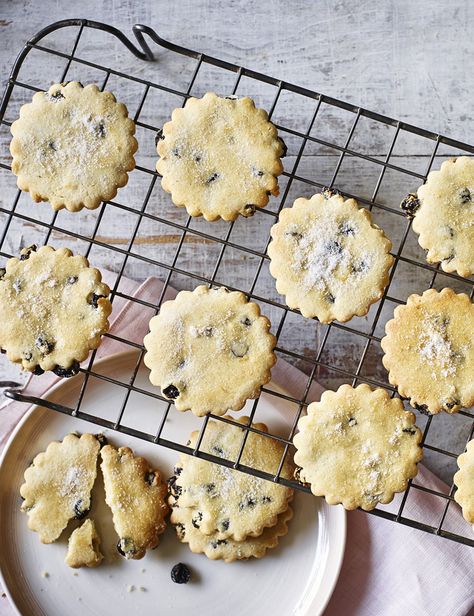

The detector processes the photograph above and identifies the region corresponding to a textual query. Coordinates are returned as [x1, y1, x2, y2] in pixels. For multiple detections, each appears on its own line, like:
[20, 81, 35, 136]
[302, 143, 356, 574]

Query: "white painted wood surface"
[1, 1, 474, 490]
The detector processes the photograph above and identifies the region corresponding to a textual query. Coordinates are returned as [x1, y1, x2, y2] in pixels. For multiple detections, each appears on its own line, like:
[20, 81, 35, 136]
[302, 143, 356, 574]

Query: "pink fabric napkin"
[1, 275, 473, 616]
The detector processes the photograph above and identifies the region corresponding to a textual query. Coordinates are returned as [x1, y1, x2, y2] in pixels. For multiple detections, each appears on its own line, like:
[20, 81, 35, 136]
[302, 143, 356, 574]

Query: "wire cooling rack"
[0, 19, 473, 547]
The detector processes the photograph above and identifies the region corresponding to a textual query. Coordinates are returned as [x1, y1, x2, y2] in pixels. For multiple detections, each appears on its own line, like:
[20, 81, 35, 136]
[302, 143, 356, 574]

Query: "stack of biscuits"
[168, 417, 294, 562]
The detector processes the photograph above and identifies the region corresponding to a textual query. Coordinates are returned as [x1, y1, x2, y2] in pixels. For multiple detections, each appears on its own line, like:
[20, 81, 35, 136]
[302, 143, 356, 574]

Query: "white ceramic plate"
[0, 351, 346, 616]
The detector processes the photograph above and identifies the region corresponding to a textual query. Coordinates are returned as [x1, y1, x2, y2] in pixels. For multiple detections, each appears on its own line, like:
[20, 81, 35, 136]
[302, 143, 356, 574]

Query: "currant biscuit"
[0, 245, 112, 376]
[403, 157, 474, 278]
[171, 497, 293, 562]
[20, 433, 101, 543]
[268, 190, 393, 323]
[10, 81, 137, 211]
[100, 445, 168, 560]
[143, 285, 276, 416]
[381, 288, 474, 414]
[169, 416, 294, 541]
[293, 384, 422, 510]
[156, 92, 285, 221]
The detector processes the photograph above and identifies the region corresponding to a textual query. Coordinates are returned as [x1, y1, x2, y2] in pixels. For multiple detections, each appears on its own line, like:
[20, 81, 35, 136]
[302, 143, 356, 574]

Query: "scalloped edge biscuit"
[169, 416, 294, 541]
[410, 157, 474, 278]
[171, 499, 293, 562]
[156, 92, 285, 221]
[143, 285, 276, 416]
[10, 81, 137, 212]
[268, 191, 393, 323]
[293, 384, 422, 511]
[0, 245, 112, 375]
[381, 288, 474, 414]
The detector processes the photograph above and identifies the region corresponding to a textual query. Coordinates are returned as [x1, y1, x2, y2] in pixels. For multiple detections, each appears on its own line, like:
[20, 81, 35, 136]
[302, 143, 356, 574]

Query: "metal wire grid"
[0, 19, 473, 547]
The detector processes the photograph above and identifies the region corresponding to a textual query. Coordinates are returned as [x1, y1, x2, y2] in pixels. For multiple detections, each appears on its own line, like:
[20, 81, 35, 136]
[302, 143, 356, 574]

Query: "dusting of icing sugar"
[362, 454, 382, 469]
[418, 315, 457, 378]
[216, 465, 238, 500]
[389, 426, 403, 446]
[33, 107, 113, 179]
[368, 470, 380, 484]
[58, 465, 89, 499]
[321, 410, 342, 437]
[290, 217, 375, 295]
[360, 453, 384, 492]
[215, 462, 263, 506]
[79, 113, 104, 135]
[34, 271, 50, 285]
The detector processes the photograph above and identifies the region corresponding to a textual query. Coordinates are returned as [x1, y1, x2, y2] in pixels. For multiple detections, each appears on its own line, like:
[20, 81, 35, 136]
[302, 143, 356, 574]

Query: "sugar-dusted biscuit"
[10, 81, 137, 211]
[100, 444, 168, 560]
[0, 245, 111, 376]
[144, 285, 276, 416]
[20, 433, 102, 543]
[402, 157, 474, 278]
[268, 191, 393, 323]
[156, 92, 285, 221]
[381, 288, 474, 414]
[169, 416, 294, 541]
[293, 384, 422, 510]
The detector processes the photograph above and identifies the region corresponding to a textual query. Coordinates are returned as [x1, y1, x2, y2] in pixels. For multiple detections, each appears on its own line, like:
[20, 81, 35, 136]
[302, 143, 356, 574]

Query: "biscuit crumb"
[127, 585, 135, 593]
[41, 571, 49, 579]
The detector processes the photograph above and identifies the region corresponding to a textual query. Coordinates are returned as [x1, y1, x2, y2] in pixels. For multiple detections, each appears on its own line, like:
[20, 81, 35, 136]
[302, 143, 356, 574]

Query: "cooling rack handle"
[1, 388, 49, 405]
[20, 19, 203, 63]
[132, 23, 203, 62]
[0, 381, 24, 402]
[0, 381, 23, 391]
[16, 19, 153, 62]
[132, 24, 156, 61]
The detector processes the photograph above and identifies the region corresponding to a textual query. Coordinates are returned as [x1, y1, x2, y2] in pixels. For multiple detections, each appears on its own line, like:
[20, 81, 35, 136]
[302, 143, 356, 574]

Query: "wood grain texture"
[1, 0, 474, 491]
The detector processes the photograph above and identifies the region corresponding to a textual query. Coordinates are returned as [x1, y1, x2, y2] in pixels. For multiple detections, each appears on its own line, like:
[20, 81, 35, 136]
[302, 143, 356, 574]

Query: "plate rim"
[0, 350, 346, 616]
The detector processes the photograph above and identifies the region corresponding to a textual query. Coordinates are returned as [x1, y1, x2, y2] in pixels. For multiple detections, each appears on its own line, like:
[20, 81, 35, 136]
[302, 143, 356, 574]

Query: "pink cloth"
[0, 275, 473, 616]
